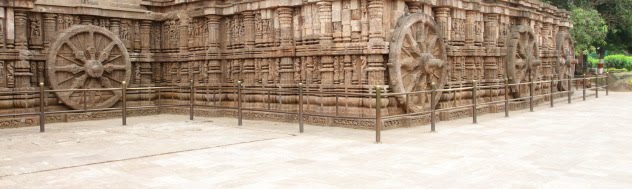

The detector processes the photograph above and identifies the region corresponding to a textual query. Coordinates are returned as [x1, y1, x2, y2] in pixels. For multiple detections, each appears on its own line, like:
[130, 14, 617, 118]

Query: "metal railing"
[0, 75, 609, 143]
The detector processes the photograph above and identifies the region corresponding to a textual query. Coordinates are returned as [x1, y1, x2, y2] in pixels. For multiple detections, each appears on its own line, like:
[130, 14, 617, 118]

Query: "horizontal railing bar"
[302, 113, 374, 120]
[45, 107, 122, 115]
[0, 112, 40, 118]
[0, 91, 39, 95]
[46, 88, 121, 92]
[241, 107, 298, 115]
[126, 104, 188, 110]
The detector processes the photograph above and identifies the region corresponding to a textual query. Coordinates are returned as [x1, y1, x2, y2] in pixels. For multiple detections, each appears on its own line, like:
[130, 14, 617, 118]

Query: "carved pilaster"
[0, 14, 5, 48]
[207, 15, 221, 51]
[318, 0, 333, 44]
[320, 56, 334, 84]
[14, 52, 33, 90]
[343, 55, 353, 85]
[407, 2, 422, 13]
[541, 23, 550, 51]
[484, 14, 498, 47]
[140, 20, 151, 53]
[179, 18, 190, 52]
[278, 7, 293, 46]
[368, 0, 384, 44]
[133, 21, 141, 53]
[360, 0, 369, 41]
[5, 8, 15, 48]
[0, 61, 5, 88]
[465, 11, 476, 46]
[434, 8, 450, 43]
[14, 11, 28, 50]
[80, 16, 92, 25]
[43, 13, 56, 49]
[243, 12, 256, 47]
[109, 19, 120, 38]
[366, 54, 385, 85]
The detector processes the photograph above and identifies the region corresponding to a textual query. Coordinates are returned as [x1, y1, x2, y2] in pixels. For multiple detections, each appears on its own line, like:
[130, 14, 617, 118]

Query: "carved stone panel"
[46, 25, 131, 110]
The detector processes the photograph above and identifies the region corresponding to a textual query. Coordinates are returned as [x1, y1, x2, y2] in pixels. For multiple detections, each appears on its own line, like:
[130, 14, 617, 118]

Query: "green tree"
[543, 0, 632, 54]
[569, 7, 608, 54]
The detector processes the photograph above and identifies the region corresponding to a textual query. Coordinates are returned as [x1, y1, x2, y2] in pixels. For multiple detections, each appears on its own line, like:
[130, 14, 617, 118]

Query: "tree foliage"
[543, 0, 632, 54]
[569, 7, 608, 54]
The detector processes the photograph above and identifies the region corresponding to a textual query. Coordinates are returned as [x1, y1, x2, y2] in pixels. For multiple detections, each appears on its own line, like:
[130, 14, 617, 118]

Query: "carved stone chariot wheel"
[47, 25, 131, 110]
[555, 31, 577, 91]
[506, 25, 541, 98]
[388, 13, 448, 112]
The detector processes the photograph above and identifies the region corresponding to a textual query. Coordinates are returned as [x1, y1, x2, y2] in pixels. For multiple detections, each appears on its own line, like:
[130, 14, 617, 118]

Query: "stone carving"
[388, 13, 448, 112]
[555, 31, 578, 91]
[31, 18, 42, 37]
[506, 25, 541, 98]
[46, 25, 131, 110]
[0, 22, 3, 48]
[0, 0, 575, 128]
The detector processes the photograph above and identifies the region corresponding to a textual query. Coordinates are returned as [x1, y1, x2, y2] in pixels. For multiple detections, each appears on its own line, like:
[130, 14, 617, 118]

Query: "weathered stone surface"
[0, 0, 576, 127]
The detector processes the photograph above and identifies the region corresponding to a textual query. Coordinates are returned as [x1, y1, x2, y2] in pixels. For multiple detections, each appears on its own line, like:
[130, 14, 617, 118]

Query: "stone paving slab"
[0, 92, 631, 188]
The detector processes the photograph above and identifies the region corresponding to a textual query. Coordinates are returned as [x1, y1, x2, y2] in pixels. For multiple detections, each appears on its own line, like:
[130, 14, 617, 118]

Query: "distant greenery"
[542, 0, 632, 55]
[586, 54, 632, 71]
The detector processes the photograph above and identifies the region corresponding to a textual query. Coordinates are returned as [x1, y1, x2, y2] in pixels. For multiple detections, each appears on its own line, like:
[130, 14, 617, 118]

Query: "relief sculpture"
[0, 0, 575, 128]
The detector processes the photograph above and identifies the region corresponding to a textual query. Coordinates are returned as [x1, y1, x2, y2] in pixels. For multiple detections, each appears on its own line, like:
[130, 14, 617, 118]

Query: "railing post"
[582, 74, 586, 101]
[39, 82, 45, 133]
[472, 80, 477, 124]
[567, 78, 572, 104]
[335, 95, 339, 116]
[375, 86, 382, 144]
[504, 78, 509, 117]
[298, 83, 304, 133]
[550, 78, 554, 107]
[190, 79, 194, 120]
[237, 80, 243, 126]
[405, 93, 410, 114]
[122, 81, 127, 126]
[529, 78, 534, 112]
[605, 72, 609, 96]
[157, 88, 162, 114]
[595, 75, 599, 98]
[431, 82, 436, 132]
[83, 91, 87, 110]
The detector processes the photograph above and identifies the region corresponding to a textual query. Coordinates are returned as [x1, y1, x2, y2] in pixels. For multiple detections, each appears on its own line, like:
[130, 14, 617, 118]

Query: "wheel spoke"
[98, 41, 117, 62]
[103, 74, 123, 84]
[100, 77, 114, 88]
[102, 55, 122, 64]
[54, 64, 85, 74]
[404, 31, 422, 57]
[70, 74, 88, 89]
[59, 74, 88, 99]
[88, 31, 95, 59]
[65, 41, 87, 62]
[57, 54, 84, 66]
[426, 35, 438, 55]
[104, 64, 127, 73]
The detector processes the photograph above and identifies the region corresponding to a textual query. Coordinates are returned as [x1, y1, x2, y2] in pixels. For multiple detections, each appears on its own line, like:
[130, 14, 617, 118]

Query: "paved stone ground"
[0, 92, 631, 188]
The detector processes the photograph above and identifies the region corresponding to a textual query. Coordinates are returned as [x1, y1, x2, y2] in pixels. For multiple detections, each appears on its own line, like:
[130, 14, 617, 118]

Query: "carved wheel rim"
[388, 13, 448, 112]
[47, 25, 131, 110]
[555, 31, 576, 91]
[506, 25, 541, 98]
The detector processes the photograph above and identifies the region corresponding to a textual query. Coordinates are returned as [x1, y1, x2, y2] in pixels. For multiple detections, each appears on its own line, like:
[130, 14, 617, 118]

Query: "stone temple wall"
[0, 0, 576, 128]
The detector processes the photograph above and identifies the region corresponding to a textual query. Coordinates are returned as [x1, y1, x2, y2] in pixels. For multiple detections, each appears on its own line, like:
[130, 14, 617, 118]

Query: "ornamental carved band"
[0, 0, 576, 127]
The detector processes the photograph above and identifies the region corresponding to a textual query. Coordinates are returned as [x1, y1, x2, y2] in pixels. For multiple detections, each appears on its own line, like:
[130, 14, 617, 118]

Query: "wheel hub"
[85, 60, 104, 78]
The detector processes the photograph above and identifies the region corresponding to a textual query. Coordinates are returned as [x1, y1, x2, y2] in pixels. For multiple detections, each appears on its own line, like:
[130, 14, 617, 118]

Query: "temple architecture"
[0, 0, 576, 128]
